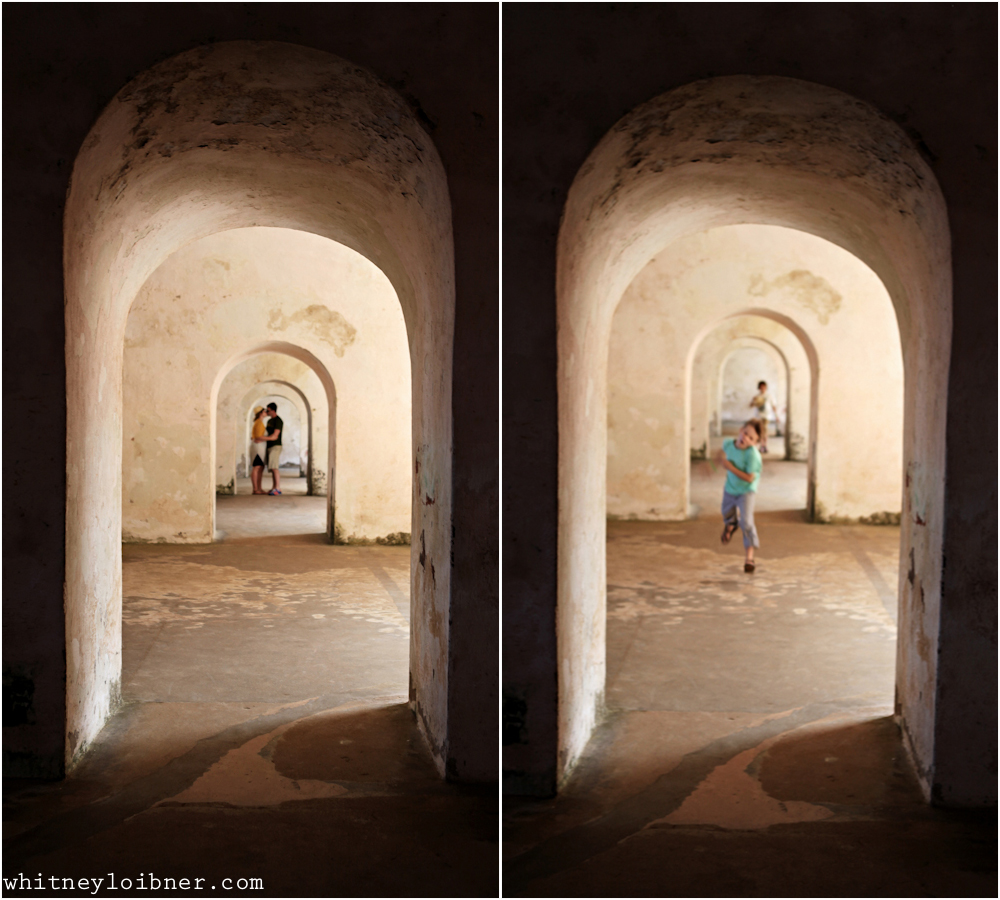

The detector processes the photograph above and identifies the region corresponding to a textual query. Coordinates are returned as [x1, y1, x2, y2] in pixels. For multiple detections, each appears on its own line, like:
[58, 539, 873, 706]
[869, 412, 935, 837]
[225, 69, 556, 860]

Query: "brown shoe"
[744, 561, 755, 574]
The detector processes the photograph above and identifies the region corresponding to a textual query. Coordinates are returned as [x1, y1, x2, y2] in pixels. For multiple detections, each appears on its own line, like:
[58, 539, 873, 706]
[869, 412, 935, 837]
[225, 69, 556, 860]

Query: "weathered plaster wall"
[122, 227, 410, 546]
[607, 225, 902, 523]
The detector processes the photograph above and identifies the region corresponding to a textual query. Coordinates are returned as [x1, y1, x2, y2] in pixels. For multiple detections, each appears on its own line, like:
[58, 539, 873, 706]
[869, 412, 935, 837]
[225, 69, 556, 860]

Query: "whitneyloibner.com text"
[3, 873, 264, 894]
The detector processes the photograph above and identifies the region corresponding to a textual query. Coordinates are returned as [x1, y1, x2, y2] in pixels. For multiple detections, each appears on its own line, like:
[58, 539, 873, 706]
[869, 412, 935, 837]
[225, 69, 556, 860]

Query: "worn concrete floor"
[234, 470, 308, 497]
[5, 501, 497, 898]
[504, 460, 995, 897]
[215, 489, 326, 540]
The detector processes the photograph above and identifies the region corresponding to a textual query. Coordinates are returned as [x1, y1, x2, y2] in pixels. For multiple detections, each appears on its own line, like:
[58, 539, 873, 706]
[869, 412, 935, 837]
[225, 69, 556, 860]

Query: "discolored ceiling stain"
[268, 304, 358, 356]
[749, 270, 843, 325]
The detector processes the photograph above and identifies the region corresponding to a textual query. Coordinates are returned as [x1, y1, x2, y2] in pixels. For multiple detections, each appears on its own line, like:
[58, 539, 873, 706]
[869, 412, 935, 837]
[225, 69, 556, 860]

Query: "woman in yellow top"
[250, 407, 268, 494]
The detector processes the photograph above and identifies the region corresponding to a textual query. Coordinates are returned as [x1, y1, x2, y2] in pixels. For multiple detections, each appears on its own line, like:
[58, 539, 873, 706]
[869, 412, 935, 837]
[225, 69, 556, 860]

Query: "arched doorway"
[237, 383, 312, 489]
[556, 76, 949, 798]
[692, 325, 809, 516]
[691, 315, 812, 468]
[65, 42, 455, 774]
[718, 343, 785, 437]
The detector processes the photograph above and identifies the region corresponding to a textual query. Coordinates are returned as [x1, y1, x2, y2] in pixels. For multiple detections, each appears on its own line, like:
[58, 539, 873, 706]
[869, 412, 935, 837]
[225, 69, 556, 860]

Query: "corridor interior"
[5, 499, 496, 897]
[503, 450, 994, 897]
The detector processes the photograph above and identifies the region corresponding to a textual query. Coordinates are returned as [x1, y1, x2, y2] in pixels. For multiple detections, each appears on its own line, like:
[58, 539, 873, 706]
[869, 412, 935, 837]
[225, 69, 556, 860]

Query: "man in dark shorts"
[264, 402, 283, 495]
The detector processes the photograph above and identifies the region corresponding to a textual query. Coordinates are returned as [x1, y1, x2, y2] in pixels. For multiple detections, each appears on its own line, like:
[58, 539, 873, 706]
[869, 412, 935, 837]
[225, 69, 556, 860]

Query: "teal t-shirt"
[723, 438, 762, 495]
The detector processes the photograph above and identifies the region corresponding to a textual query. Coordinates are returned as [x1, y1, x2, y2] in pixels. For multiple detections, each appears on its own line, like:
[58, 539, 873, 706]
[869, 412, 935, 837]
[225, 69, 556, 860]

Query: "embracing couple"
[249, 402, 284, 496]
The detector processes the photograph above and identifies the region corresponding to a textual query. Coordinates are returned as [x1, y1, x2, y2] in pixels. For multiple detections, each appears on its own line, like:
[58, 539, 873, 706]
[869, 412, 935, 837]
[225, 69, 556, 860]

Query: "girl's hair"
[758, 381, 767, 389]
[744, 419, 762, 439]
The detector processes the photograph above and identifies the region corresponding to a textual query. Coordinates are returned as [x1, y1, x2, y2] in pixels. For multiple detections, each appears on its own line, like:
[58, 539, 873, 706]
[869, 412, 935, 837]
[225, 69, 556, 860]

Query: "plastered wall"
[607, 224, 903, 523]
[553, 75, 951, 796]
[123, 226, 410, 545]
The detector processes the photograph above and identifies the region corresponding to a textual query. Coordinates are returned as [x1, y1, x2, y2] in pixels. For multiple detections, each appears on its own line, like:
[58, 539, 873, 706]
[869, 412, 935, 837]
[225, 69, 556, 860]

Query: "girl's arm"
[728, 463, 756, 483]
[716, 451, 755, 483]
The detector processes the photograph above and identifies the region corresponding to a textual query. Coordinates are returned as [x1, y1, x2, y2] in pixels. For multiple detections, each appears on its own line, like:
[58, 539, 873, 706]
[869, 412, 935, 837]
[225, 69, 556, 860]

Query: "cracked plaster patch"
[749, 269, 842, 325]
[267, 304, 357, 356]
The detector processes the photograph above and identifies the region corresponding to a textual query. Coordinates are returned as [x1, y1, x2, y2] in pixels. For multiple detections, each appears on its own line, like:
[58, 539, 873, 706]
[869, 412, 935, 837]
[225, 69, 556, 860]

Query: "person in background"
[717, 420, 763, 573]
[250, 406, 268, 494]
[264, 401, 284, 496]
[749, 380, 778, 454]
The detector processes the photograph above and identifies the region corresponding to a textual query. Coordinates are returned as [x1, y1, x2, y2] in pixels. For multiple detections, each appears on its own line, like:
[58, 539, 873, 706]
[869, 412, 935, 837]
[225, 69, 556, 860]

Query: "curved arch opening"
[691, 314, 814, 512]
[558, 76, 948, 798]
[238, 383, 312, 488]
[718, 342, 786, 439]
[250, 393, 305, 481]
[206, 338, 345, 542]
[66, 42, 454, 774]
[696, 329, 803, 514]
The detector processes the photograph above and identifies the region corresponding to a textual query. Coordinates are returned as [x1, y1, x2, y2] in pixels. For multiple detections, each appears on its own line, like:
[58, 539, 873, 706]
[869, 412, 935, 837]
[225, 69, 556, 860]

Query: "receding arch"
[718, 340, 787, 431]
[557, 75, 950, 797]
[236, 379, 314, 491]
[687, 308, 821, 517]
[65, 41, 455, 773]
[211, 342, 338, 539]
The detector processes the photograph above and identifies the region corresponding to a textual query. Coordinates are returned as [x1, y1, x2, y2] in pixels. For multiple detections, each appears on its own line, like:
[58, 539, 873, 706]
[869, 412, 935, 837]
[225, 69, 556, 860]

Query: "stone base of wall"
[332, 525, 410, 546]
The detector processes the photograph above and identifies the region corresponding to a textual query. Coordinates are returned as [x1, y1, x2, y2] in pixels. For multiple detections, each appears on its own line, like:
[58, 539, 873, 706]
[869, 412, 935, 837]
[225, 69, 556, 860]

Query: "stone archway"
[235, 381, 314, 492]
[557, 76, 950, 798]
[690, 317, 811, 468]
[209, 342, 340, 541]
[64, 42, 455, 773]
[717, 341, 786, 433]
[688, 308, 821, 517]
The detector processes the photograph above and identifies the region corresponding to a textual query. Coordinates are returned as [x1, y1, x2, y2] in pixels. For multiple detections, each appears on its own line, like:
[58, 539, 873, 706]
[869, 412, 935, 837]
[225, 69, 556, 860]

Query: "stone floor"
[4, 503, 497, 898]
[234, 471, 308, 496]
[215, 489, 326, 540]
[503, 460, 995, 897]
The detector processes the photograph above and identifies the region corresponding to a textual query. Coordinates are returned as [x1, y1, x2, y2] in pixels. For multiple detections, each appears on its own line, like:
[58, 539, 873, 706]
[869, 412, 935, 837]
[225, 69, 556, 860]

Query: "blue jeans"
[722, 491, 759, 549]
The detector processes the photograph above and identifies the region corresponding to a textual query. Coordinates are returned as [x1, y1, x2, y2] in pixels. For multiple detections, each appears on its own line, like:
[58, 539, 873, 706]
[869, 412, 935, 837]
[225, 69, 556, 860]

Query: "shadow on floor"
[5, 703, 498, 898]
[505, 711, 996, 897]
[503, 515, 994, 896]
[5, 535, 496, 898]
